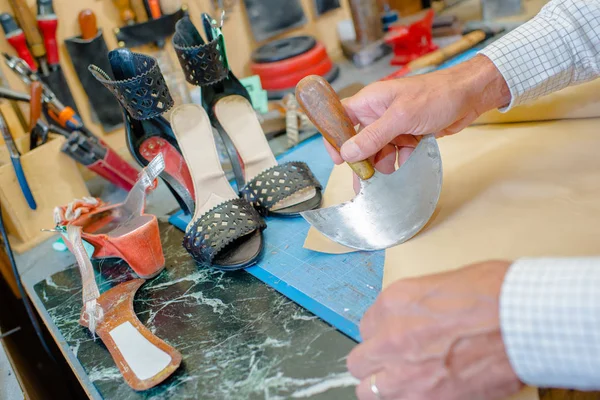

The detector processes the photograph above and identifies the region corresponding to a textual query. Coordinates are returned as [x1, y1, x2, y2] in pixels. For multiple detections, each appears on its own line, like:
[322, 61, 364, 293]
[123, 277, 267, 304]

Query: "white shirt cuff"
[478, 13, 573, 112]
[500, 257, 600, 390]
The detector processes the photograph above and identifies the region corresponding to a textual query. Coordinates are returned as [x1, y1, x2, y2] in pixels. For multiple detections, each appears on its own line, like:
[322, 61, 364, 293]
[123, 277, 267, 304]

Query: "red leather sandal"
[54, 154, 166, 279]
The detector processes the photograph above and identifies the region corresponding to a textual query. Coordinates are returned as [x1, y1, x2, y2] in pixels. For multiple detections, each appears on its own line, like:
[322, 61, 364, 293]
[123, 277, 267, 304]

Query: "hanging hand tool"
[296, 75, 443, 251]
[78, 9, 97, 40]
[0, 13, 36, 70]
[0, 30, 29, 131]
[36, 0, 59, 67]
[3, 53, 83, 133]
[28, 80, 45, 149]
[2, 54, 140, 191]
[7, 0, 49, 76]
[112, 0, 136, 25]
[146, 0, 162, 19]
[144, 0, 164, 48]
[129, 0, 147, 22]
[35, 0, 78, 112]
[0, 109, 36, 210]
[160, 0, 181, 15]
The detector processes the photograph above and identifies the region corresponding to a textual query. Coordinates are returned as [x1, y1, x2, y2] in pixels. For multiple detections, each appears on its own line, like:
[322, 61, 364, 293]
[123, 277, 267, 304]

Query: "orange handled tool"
[78, 9, 97, 40]
[7, 0, 49, 74]
[28, 81, 42, 131]
[112, 0, 136, 25]
[146, 0, 162, 19]
[36, 0, 59, 66]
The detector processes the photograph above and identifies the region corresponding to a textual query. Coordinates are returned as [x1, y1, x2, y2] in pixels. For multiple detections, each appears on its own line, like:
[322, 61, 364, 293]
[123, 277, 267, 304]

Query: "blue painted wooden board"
[169, 135, 384, 342]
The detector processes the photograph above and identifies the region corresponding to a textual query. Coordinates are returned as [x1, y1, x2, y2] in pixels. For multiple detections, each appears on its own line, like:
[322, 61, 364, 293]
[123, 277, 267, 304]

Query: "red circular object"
[250, 42, 329, 77]
[259, 58, 333, 90]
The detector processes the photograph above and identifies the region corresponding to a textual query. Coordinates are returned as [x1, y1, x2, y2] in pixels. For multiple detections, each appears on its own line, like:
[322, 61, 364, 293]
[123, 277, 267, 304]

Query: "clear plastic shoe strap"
[65, 224, 104, 338]
[122, 153, 166, 217]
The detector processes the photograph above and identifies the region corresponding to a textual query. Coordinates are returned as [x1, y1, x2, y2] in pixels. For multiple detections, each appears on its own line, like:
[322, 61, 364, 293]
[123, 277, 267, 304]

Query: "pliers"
[0, 109, 36, 210]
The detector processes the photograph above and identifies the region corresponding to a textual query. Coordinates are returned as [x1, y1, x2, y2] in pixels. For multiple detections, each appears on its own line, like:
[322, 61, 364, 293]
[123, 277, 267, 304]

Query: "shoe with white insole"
[172, 14, 322, 217]
[170, 103, 266, 271]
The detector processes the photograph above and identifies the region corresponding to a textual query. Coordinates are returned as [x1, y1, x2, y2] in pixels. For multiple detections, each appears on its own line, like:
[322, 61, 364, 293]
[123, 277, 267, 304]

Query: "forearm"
[500, 257, 600, 390]
[479, 0, 600, 110]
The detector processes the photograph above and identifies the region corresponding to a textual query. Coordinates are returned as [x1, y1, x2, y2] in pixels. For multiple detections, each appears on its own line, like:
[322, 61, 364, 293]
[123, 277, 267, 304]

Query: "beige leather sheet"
[473, 79, 600, 125]
[383, 118, 600, 287]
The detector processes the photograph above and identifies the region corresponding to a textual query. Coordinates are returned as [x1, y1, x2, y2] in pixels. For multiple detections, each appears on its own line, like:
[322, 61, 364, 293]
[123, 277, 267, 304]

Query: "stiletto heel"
[63, 224, 181, 391]
[170, 103, 266, 271]
[173, 14, 323, 217]
[54, 154, 166, 278]
[90, 50, 195, 215]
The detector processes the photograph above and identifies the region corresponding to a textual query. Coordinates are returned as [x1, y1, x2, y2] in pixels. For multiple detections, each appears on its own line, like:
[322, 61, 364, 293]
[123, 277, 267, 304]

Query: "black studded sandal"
[90, 50, 196, 216]
[172, 14, 323, 217]
[170, 103, 266, 271]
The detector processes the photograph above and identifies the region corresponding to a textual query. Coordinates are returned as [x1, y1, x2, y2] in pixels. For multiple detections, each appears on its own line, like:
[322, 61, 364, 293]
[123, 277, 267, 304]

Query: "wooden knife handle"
[78, 9, 97, 40]
[296, 75, 375, 180]
[28, 81, 42, 131]
[8, 0, 45, 58]
[408, 30, 486, 70]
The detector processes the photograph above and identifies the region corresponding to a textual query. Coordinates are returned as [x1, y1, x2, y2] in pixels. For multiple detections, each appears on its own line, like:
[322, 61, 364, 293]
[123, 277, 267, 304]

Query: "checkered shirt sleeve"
[500, 258, 600, 389]
[479, 0, 600, 110]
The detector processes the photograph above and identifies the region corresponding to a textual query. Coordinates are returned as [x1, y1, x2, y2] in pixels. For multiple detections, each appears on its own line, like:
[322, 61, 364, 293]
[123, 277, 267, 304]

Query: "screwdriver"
[112, 0, 136, 25]
[36, 0, 59, 67]
[0, 13, 37, 71]
[78, 9, 97, 40]
[7, 0, 49, 76]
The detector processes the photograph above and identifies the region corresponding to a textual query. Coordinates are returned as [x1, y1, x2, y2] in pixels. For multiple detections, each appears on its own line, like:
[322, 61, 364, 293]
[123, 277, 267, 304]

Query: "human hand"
[326, 55, 510, 190]
[348, 260, 524, 400]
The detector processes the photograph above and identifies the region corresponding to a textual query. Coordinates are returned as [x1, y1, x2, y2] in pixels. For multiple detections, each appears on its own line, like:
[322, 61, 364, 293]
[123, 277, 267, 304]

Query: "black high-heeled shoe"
[173, 15, 322, 217]
[89, 50, 195, 215]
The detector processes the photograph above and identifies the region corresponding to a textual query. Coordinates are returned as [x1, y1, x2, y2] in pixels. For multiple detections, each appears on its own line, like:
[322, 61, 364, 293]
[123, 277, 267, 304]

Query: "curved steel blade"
[301, 134, 443, 251]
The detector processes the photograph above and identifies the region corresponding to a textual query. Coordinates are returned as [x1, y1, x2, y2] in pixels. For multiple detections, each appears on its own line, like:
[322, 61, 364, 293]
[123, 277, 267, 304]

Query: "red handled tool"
[7, 0, 49, 76]
[0, 13, 37, 70]
[3, 54, 139, 191]
[36, 0, 59, 66]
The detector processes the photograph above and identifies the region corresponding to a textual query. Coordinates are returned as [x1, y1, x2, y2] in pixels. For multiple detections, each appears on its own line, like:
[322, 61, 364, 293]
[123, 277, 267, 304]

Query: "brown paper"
[383, 118, 600, 286]
[474, 79, 600, 125]
[303, 162, 358, 254]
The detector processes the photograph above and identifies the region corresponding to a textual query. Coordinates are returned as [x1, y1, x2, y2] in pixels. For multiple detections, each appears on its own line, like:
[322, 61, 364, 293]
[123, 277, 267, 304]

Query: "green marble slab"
[33, 223, 357, 399]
